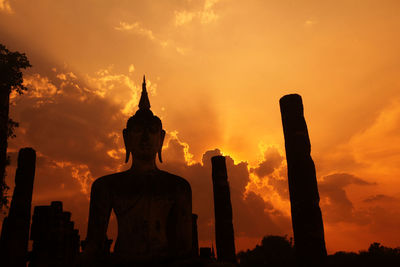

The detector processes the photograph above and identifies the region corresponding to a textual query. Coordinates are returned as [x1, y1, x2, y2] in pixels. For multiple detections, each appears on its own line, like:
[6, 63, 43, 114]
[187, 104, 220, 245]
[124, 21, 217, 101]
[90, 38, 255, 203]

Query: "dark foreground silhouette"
[0, 43, 31, 209]
[81, 77, 237, 267]
[0, 76, 238, 266]
[0, 58, 396, 267]
[81, 76, 194, 266]
[237, 235, 400, 267]
[280, 94, 327, 267]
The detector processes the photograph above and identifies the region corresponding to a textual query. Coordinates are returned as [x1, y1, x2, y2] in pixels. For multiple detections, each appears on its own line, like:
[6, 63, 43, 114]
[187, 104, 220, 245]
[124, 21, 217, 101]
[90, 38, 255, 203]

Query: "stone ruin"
[280, 94, 327, 266]
[29, 201, 80, 267]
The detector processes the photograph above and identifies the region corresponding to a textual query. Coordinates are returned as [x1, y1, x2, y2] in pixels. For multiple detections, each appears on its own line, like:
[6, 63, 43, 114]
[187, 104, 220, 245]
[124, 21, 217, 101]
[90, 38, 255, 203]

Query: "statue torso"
[93, 169, 192, 263]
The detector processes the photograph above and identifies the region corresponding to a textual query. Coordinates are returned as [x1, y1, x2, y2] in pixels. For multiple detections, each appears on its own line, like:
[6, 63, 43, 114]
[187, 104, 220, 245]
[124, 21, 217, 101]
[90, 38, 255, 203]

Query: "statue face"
[125, 120, 164, 161]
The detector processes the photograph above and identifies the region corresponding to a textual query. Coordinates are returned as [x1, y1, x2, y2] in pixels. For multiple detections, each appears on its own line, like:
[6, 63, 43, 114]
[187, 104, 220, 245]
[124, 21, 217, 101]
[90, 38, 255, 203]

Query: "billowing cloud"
[114, 21, 185, 54]
[0, 0, 12, 13]
[5, 65, 147, 240]
[175, 10, 195, 26]
[349, 99, 400, 177]
[319, 173, 374, 224]
[363, 194, 396, 203]
[5, 64, 293, 252]
[246, 146, 290, 214]
[161, 137, 292, 249]
[174, 0, 220, 26]
[5, 67, 400, 253]
[8, 66, 140, 190]
[200, 0, 219, 24]
[252, 147, 284, 178]
[115, 21, 156, 40]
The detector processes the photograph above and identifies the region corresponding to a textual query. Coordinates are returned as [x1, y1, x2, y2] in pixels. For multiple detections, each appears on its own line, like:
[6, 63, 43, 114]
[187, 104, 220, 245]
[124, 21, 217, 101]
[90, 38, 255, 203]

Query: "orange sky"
[1, 0, 400, 254]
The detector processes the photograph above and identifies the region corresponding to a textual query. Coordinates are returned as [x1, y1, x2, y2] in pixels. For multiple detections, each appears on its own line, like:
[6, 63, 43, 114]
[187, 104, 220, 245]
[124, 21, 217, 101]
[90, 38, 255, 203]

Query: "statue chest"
[110, 179, 177, 252]
[112, 190, 175, 220]
[111, 178, 176, 218]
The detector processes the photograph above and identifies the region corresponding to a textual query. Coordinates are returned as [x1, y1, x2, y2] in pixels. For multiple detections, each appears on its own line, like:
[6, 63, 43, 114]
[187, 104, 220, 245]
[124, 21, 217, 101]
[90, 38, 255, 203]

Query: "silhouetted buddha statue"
[83, 76, 193, 266]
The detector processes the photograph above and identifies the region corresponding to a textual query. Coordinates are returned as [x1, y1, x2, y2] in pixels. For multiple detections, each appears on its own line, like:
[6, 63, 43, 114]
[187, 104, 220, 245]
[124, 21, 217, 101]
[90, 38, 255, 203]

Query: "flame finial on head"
[139, 75, 151, 110]
[124, 75, 165, 164]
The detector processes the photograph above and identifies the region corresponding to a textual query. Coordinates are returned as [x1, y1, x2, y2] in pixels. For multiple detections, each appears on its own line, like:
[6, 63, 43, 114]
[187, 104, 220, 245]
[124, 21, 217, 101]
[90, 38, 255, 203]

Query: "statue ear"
[158, 129, 166, 163]
[123, 128, 130, 163]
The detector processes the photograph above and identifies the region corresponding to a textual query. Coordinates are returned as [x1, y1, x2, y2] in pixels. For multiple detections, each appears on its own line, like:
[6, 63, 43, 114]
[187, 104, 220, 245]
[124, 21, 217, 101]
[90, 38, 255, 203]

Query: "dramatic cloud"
[174, 11, 195, 27]
[0, 0, 12, 13]
[5, 64, 293, 252]
[174, 0, 220, 26]
[348, 99, 400, 177]
[318, 173, 374, 224]
[246, 146, 290, 216]
[363, 194, 396, 203]
[200, 0, 220, 24]
[252, 147, 284, 178]
[115, 22, 156, 40]
[114, 21, 185, 54]
[2, 0, 400, 253]
[162, 137, 292, 248]
[7, 66, 139, 201]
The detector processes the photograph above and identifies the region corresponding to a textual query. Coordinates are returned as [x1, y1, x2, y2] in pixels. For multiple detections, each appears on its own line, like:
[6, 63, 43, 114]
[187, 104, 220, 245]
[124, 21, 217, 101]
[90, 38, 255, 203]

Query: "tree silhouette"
[0, 44, 31, 210]
[237, 235, 295, 267]
[238, 235, 400, 267]
[328, 242, 400, 266]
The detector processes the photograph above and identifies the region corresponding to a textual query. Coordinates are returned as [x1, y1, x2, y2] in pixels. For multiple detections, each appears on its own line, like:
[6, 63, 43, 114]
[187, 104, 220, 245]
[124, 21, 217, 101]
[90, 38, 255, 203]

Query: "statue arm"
[181, 189, 193, 254]
[84, 178, 112, 256]
[168, 182, 193, 257]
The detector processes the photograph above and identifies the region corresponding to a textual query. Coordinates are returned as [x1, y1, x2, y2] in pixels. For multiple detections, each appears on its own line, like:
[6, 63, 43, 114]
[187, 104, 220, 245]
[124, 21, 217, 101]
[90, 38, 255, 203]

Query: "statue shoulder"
[158, 170, 192, 192]
[91, 171, 128, 191]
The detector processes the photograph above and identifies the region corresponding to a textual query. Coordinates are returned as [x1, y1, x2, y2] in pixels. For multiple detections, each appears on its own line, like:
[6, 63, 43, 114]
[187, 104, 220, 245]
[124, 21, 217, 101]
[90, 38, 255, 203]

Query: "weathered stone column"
[192, 213, 199, 257]
[211, 155, 236, 263]
[0, 147, 36, 267]
[279, 94, 327, 267]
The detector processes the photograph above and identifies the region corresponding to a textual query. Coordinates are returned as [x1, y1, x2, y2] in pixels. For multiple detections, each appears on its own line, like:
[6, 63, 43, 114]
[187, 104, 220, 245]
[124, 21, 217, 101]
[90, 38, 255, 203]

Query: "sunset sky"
[1, 0, 400, 254]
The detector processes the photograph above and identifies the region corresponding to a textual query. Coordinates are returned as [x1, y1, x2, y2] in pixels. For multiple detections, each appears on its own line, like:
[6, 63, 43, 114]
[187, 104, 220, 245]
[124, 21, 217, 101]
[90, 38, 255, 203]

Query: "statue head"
[123, 76, 166, 163]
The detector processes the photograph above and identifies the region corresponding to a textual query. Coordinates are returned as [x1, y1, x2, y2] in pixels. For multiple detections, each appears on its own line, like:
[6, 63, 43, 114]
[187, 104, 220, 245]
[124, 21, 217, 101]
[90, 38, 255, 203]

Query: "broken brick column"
[280, 94, 327, 267]
[0, 147, 36, 267]
[29, 201, 81, 267]
[211, 155, 236, 263]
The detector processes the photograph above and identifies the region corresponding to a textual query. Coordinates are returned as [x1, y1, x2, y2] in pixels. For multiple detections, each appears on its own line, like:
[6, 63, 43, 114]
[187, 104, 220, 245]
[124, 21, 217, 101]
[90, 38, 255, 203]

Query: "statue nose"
[140, 129, 150, 142]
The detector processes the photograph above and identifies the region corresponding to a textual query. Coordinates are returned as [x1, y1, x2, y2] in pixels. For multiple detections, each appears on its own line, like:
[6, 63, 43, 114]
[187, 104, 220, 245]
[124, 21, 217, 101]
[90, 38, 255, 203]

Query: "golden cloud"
[0, 0, 12, 13]
[174, 0, 220, 26]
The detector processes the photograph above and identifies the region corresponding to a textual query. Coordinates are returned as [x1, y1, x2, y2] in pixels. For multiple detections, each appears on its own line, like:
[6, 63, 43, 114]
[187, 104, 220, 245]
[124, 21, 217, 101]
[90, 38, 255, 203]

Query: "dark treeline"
[237, 235, 400, 267]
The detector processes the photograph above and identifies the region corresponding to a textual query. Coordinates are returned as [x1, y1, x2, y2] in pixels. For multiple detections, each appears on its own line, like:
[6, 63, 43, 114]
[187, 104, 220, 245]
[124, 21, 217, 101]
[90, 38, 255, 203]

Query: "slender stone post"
[192, 213, 199, 257]
[211, 155, 236, 263]
[0, 147, 36, 267]
[279, 94, 327, 266]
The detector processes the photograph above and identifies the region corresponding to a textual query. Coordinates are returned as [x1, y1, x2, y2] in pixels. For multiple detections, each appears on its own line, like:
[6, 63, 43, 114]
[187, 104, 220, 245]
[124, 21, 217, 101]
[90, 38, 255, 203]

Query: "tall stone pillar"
[211, 155, 236, 263]
[192, 213, 199, 257]
[279, 94, 327, 266]
[0, 147, 36, 267]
